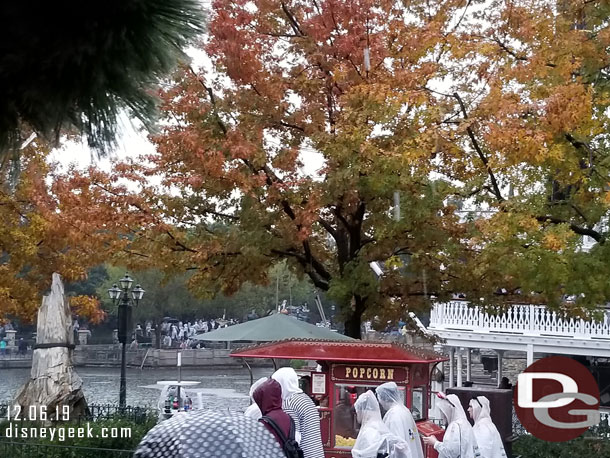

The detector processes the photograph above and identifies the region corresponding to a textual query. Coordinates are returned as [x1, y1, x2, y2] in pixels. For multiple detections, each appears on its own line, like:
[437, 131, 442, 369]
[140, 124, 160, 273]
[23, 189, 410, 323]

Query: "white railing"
[430, 301, 610, 339]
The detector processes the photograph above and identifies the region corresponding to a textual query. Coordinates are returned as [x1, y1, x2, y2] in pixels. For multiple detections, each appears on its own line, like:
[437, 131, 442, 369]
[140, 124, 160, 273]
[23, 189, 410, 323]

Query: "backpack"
[260, 415, 304, 458]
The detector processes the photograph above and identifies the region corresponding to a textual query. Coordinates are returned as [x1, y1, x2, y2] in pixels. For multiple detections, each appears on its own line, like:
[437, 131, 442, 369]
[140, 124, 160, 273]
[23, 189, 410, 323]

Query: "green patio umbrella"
[194, 313, 355, 342]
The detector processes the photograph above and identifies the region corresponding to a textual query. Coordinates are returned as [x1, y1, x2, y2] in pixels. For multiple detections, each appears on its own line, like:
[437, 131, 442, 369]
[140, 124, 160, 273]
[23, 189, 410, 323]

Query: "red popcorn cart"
[231, 339, 447, 458]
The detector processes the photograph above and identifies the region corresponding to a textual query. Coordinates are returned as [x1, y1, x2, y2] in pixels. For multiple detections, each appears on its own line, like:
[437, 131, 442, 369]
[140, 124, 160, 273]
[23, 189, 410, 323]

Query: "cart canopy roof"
[230, 339, 447, 364]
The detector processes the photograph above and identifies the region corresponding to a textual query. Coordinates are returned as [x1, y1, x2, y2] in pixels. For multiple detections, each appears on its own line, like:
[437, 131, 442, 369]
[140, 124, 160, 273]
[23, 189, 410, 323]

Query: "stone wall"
[442, 349, 531, 387]
[72, 345, 247, 368]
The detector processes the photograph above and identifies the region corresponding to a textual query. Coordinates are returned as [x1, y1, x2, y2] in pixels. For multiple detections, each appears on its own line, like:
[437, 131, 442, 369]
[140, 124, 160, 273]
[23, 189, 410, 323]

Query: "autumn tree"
[0, 142, 157, 323]
[73, 0, 473, 338]
[0, 148, 95, 321]
[60, 0, 610, 338]
[430, 0, 610, 314]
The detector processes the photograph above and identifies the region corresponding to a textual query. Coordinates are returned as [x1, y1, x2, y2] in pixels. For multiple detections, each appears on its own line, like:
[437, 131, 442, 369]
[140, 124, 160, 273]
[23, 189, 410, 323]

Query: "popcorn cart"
[231, 339, 447, 458]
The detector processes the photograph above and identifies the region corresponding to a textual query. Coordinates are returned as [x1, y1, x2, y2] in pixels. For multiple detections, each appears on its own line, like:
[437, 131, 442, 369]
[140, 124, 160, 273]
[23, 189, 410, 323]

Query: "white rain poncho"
[469, 396, 507, 458]
[272, 367, 303, 401]
[434, 394, 480, 458]
[352, 391, 410, 458]
[272, 367, 319, 454]
[376, 382, 424, 458]
[244, 377, 267, 419]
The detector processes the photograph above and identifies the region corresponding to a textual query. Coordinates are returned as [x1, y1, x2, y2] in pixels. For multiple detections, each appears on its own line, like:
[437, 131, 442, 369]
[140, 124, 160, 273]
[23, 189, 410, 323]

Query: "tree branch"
[535, 215, 604, 243]
[317, 217, 338, 240]
[271, 248, 330, 289]
[570, 204, 590, 226]
[281, 2, 304, 36]
[188, 66, 227, 135]
[491, 36, 556, 68]
[349, 201, 366, 256]
[333, 204, 351, 231]
[565, 133, 594, 172]
[258, 31, 300, 38]
[165, 230, 198, 253]
[241, 158, 333, 284]
[184, 204, 239, 221]
[276, 121, 305, 132]
[492, 37, 528, 62]
[453, 92, 504, 202]
[446, 0, 472, 36]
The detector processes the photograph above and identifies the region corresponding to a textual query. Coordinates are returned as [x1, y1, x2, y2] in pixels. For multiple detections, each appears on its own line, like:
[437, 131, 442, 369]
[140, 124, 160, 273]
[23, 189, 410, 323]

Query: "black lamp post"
[108, 273, 145, 408]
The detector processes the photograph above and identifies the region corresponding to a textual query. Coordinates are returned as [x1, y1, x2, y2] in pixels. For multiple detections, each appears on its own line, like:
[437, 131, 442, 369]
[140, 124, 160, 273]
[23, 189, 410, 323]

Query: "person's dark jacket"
[334, 401, 356, 438]
[253, 379, 292, 445]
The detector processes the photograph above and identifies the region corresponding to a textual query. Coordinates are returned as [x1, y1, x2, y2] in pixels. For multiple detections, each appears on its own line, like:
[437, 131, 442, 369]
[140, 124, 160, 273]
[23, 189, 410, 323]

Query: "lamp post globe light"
[108, 273, 144, 408]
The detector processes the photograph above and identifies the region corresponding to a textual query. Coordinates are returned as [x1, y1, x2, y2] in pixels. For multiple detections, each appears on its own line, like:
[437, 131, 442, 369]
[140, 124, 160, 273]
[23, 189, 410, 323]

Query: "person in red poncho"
[253, 378, 293, 447]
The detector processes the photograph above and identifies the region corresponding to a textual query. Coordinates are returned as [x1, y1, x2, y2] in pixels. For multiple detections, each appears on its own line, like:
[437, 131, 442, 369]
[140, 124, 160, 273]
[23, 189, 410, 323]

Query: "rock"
[14, 273, 87, 420]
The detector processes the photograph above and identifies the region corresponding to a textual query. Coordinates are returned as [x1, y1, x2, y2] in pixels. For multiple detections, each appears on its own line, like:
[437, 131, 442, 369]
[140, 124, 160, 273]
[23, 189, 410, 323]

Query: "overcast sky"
[49, 115, 155, 173]
[49, 41, 325, 179]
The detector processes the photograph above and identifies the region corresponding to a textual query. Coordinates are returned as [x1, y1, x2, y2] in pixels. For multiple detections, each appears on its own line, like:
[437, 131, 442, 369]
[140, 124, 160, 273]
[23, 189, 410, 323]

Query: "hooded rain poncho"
[434, 394, 480, 458]
[244, 377, 268, 420]
[376, 382, 424, 458]
[272, 367, 323, 458]
[469, 396, 507, 458]
[254, 378, 293, 446]
[352, 391, 410, 458]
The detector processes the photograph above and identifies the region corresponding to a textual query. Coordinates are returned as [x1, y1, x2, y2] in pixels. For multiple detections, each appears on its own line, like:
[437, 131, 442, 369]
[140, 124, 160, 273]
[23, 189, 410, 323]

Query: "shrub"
[513, 419, 610, 458]
[290, 359, 308, 369]
[0, 416, 156, 453]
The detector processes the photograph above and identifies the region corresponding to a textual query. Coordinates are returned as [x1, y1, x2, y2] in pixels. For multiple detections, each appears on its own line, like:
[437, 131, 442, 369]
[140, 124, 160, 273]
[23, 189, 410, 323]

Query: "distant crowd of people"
[129, 318, 240, 349]
[4, 315, 247, 351]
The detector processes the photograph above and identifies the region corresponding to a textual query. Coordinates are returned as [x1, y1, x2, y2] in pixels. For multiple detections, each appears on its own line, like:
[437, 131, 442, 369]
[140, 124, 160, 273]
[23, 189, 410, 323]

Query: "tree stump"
[14, 273, 87, 420]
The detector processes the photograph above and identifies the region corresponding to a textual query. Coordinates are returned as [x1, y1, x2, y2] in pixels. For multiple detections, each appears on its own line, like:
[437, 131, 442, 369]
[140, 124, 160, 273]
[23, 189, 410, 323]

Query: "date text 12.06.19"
[6, 405, 70, 421]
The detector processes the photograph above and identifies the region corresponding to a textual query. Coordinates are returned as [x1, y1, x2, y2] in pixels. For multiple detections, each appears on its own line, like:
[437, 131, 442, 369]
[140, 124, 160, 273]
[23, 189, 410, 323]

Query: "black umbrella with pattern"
[134, 410, 286, 458]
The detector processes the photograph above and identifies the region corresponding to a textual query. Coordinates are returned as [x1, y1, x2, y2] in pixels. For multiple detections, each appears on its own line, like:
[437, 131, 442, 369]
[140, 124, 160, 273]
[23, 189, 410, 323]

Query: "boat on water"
[156, 380, 203, 421]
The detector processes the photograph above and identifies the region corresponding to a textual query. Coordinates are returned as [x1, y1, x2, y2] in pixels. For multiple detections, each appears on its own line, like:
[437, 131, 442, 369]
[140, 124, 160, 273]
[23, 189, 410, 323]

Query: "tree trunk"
[344, 314, 362, 339]
[15, 273, 87, 420]
[343, 295, 367, 339]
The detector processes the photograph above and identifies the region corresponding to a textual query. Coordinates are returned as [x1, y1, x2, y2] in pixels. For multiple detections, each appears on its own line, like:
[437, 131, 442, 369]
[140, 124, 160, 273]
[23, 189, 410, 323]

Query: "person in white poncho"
[272, 367, 322, 457]
[468, 396, 507, 458]
[243, 377, 267, 419]
[375, 382, 424, 458]
[422, 393, 480, 458]
[352, 391, 411, 458]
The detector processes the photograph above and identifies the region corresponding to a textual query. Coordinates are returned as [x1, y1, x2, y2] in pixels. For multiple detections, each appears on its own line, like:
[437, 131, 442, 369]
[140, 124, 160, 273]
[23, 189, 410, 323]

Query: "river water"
[0, 366, 273, 411]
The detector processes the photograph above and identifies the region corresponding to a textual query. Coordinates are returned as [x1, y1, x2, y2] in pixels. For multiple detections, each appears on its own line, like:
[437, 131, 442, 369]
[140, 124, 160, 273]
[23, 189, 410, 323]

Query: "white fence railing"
[430, 301, 610, 339]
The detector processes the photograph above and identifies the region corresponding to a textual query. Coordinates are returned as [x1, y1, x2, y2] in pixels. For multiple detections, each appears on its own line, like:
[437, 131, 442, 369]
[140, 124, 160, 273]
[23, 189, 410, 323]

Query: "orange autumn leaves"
[4, 0, 610, 325]
[0, 147, 157, 323]
[0, 149, 91, 321]
[100, 1, 610, 315]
